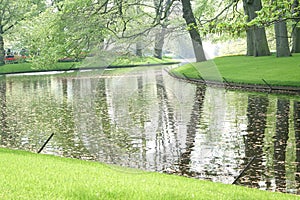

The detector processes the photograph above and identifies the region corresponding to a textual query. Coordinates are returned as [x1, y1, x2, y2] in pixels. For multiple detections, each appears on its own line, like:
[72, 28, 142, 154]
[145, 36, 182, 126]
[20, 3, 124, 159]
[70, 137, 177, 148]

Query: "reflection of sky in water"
[1, 68, 300, 194]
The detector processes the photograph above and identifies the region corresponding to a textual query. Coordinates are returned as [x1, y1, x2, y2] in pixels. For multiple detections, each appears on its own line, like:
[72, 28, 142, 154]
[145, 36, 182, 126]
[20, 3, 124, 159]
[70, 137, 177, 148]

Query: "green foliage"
[252, 0, 294, 26]
[14, 0, 160, 67]
[17, 0, 110, 68]
[195, 0, 299, 40]
[193, 1, 248, 40]
[0, 0, 46, 34]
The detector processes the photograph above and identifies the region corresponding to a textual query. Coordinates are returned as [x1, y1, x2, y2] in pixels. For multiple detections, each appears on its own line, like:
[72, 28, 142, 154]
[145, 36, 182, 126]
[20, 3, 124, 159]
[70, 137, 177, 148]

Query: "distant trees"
[17, 0, 169, 65]
[3, 0, 300, 66]
[0, 0, 46, 65]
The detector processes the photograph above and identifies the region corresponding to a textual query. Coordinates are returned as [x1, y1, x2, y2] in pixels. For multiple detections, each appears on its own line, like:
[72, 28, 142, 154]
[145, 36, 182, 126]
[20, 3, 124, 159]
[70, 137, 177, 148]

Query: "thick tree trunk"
[246, 27, 255, 56]
[274, 21, 291, 57]
[181, 0, 206, 62]
[0, 34, 5, 66]
[253, 27, 271, 56]
[292, 0, 300, 53]
[292, 25, 300, 53]
[243, 0, 270, 56]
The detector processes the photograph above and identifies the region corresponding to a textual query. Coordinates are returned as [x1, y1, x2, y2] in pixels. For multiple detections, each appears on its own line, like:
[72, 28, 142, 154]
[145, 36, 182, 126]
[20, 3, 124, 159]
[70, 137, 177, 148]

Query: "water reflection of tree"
[0, 76, 9, 146]
[179, 85, 206, 176]
[94, 78, 123, 162]
[273, 98, 290, 193]
[155, 73, 179, 171]
[239, 95, 268, 188]
[294, 101, 300, 194]
[137, 76, 147, 167]
[52, 78, 91, 159]
[95, 78, 111, 136]
[76, 77, 137, 164]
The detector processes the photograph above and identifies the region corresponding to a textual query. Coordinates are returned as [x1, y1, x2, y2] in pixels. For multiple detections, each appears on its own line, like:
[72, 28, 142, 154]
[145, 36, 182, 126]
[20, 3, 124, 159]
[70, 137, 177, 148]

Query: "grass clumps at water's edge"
[171, 54, 300, 87]
[0, 148, 298, 200]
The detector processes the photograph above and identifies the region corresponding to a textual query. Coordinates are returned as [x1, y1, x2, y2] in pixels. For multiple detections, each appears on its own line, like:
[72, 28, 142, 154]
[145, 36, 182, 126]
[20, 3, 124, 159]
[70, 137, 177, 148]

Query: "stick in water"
[232, 156, 256, 185]
[37, 133, 54, 153]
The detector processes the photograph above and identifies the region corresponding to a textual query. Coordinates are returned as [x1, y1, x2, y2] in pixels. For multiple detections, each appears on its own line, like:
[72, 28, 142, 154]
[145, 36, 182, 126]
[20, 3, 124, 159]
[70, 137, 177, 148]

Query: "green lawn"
[0, 56, 177, 75]
[0, 62, 76, 74]
[171, 54, 300, 87]
[0, 148, 298, 200]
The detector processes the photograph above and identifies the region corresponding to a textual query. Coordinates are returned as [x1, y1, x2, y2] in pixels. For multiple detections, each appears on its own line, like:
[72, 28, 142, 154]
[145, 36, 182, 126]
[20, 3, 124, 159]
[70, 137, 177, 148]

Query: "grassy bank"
[170, 54, 300, 87]
[0, 56, 177, 75]
[0, 148, 298, 200]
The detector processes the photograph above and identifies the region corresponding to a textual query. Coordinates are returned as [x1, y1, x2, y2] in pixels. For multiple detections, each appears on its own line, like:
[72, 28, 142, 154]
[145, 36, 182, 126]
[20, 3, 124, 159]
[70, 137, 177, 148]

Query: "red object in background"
[4, 55, 17, 63]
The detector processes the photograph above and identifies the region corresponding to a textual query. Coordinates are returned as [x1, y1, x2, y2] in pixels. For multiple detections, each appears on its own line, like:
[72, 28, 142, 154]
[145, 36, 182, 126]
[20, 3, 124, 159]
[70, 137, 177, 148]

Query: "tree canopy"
[0, 0, 46, 65]
[1, 0, 300, 66]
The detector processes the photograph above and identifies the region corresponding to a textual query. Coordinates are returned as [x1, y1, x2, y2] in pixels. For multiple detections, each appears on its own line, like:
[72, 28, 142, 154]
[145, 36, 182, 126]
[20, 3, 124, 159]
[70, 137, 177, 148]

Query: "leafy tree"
[0, 0, 46, 65]
[20, 0, 123, 67]
[19, 0, 163, 67]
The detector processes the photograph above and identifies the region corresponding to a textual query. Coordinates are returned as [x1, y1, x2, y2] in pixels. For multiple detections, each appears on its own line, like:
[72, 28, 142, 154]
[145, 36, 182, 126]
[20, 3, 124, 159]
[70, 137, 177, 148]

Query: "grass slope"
[171, 54, 300, 87]
[0, 148, 298, 200]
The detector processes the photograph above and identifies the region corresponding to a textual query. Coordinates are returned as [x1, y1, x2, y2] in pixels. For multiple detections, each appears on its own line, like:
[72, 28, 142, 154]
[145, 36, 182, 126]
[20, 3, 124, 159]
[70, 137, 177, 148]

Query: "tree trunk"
[292, 25, 300, 53]
[274, 21, 291, 57]
[0, 34, 5, 66]
[154, 27, 166, 59]
[153, 0, 170, 59]
[292, 0, 300, 53]
[136, 42, 143, 57]
[243, 0, 270, 56]
[253, 26, 271, 56]
[245, 27, 255, 56]
[181, 0, 206, 62]
[271, 0, 291, 57]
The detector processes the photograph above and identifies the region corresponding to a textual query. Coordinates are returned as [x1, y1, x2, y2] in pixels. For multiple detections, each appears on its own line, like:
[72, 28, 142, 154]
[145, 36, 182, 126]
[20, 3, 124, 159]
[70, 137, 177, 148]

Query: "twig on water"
[37, 133, 54, 153]
[232, 156, 256, 185]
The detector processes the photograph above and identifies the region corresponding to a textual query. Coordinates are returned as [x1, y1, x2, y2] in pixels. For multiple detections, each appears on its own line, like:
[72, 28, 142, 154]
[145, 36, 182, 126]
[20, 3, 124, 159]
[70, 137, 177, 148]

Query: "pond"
[0, 67, 300, 194]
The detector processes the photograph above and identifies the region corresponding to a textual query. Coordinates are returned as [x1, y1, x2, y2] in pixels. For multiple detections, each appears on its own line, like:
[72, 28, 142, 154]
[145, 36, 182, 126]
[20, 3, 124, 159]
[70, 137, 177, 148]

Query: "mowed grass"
[171, 54, 300, 87]
[0, 56, 177, 75]
[0, 148, 298, 200]
[0, 62, 76, 74]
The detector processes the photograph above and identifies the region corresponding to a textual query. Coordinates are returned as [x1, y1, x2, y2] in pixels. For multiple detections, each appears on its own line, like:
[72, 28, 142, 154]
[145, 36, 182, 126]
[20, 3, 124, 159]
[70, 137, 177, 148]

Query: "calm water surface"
[0, 67, 300, 194]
